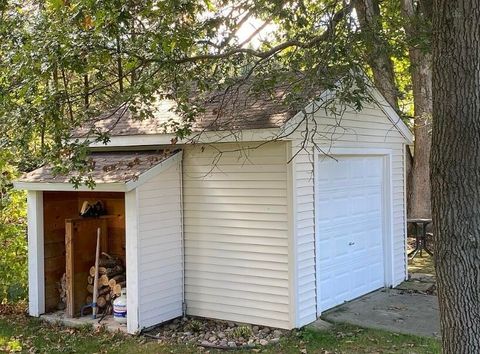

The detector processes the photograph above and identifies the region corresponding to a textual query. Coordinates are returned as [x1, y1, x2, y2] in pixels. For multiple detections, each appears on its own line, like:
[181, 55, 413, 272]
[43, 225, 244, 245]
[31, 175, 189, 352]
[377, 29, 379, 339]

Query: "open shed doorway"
[43, 191, 126, 328]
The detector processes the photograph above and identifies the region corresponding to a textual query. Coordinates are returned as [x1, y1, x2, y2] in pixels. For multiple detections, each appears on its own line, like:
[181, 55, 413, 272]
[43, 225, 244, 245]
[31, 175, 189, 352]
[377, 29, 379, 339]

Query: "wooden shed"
[15, 150, 184, 334]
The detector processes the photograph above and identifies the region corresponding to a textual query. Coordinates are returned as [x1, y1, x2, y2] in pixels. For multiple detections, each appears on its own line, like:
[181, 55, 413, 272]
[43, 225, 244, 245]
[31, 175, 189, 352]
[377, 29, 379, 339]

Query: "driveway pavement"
[320, 289, 440, 338]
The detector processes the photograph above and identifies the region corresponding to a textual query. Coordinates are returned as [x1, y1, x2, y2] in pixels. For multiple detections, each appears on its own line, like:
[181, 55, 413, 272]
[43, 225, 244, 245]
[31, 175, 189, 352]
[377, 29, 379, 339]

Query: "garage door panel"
[316, 155, 385, 313]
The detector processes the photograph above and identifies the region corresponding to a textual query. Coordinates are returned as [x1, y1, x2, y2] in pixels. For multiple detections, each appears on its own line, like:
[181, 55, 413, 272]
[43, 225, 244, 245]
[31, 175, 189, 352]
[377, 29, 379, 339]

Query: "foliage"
[0, 152, 27, 303]
[185, 319, 203, 333]
[0, 0, 387, 184]
[232, 325, 253, 339]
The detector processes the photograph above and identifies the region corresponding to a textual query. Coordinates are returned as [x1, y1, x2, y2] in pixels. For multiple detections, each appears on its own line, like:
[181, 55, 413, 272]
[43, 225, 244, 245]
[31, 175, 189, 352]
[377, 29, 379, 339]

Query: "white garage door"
[316, 155, 385, 313]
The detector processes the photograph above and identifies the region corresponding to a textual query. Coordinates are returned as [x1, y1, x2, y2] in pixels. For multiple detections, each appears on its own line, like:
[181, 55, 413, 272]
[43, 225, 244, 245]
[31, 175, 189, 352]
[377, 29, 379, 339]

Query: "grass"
[0, 305, 440, 354]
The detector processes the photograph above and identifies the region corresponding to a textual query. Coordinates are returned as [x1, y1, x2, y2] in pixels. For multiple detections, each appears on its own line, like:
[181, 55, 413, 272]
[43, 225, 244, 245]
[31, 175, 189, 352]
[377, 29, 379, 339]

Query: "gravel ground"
[145, 316, 287, 349]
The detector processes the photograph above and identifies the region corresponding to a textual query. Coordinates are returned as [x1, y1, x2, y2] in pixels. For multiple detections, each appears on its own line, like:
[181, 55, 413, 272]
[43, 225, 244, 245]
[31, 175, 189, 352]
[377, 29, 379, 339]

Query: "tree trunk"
[432, 1, 480, 352]
[402, 0, 432, 219]
[353, 0, 399, 110]
[408, 50, 432, 218]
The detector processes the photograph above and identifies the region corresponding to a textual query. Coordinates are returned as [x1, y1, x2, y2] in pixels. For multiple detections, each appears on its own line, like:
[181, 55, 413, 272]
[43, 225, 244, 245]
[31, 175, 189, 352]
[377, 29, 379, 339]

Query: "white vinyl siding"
[182, 142, 293, 329]
[289, 101, 407, 327]
[136, 159, 183, 329]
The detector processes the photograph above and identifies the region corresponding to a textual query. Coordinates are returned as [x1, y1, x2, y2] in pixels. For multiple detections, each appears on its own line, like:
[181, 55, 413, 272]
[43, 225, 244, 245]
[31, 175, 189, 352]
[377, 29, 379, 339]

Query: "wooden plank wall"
[77, 192, 126, 263]
[65, 217, 108, 317]
[43, 191, 125, 313]
[43, 192, 78, 313]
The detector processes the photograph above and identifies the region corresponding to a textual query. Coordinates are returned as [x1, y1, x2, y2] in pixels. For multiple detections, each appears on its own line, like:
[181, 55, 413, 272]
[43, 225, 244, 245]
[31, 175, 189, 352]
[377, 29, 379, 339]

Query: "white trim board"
[86, 129, 280, 149]
[27, 191, 45, 317]
[125, 189, 140, 334]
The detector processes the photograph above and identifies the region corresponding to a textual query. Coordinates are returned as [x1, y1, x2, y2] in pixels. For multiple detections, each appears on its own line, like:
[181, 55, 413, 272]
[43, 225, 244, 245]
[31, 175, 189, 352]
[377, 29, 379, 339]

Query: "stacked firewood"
[86, 253, 126, 311]
[57, 273, 67, 310]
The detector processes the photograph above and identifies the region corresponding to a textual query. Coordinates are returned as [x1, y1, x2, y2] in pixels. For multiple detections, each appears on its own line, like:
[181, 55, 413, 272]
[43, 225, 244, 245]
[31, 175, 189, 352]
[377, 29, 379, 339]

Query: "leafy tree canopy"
[0, 0, 418, 181]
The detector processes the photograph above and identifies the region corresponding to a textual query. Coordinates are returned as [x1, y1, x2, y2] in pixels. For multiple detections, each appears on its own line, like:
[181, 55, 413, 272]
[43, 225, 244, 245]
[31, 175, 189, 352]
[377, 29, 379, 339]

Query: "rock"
[142, 317, 288, 349]
[259, 339, 269, 346]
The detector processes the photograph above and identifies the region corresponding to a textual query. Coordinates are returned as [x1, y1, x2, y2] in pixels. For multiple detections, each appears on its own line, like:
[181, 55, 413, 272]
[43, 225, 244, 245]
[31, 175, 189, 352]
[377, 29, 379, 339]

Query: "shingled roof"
[18, 150, 179, 185]
[72, 79, 309, 138]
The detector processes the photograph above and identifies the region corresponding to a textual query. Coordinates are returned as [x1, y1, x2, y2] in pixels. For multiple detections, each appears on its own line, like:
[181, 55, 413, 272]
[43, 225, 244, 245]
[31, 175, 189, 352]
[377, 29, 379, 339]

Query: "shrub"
[232, 325, 253, 339]
[0, 153, 28, 303]
[186, 319, 202, 333]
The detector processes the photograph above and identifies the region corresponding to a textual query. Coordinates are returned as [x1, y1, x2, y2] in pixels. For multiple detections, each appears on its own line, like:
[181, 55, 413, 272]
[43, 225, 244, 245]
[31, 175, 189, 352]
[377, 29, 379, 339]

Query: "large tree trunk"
[432, 0, 480, 352]
[402, 0, 432, 219]
[353, 0, 399, 110]
[408, 50, 432, 218]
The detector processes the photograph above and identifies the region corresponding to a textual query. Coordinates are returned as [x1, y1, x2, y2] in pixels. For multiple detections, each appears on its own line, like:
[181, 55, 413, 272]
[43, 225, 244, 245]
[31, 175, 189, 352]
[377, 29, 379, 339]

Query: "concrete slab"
[41, 311, 128, 333]
[321, 289, 440, 338]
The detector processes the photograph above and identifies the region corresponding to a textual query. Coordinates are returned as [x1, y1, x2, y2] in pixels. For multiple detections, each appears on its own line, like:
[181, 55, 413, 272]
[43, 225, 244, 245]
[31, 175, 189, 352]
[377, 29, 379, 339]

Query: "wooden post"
[65, 220, 75, 317]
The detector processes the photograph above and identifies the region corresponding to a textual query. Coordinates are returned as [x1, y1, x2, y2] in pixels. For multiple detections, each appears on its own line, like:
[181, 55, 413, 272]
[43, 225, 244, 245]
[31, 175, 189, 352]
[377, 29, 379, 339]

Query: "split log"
[103, 265, 124, 277]
[99, 274, 110, 287]
[97, 296, 107, 308]
[89, 266, 97, 278]
[90, 265, 123, 278]
[112, 281, 126, 296]
[98, 257, 119, 268]
[86, 295, 93, 304]
[87, 284, 110, 295]
[58, 273, 67, 306]
[108, 274, 125, 288]
[98, 286, 110, 296]
[87, 284, 93, 294]
[86, 254, 125, 310]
